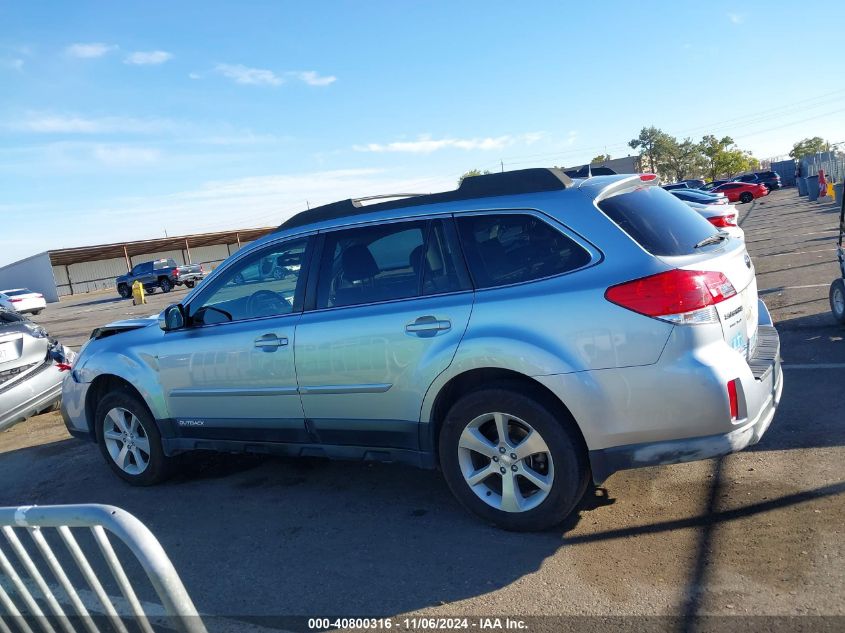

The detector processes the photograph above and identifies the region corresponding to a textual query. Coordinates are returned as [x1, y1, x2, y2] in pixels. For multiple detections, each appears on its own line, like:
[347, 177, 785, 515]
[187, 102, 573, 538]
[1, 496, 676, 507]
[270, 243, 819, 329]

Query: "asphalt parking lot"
[1, 187, 843, 631]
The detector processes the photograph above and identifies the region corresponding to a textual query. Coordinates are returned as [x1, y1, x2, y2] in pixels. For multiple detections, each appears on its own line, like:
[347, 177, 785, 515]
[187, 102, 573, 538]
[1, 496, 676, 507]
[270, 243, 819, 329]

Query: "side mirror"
[159, 304, 186, 331]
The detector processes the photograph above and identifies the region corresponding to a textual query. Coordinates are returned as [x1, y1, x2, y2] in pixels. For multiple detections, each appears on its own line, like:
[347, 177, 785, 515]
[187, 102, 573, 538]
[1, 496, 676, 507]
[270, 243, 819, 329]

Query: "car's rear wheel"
[159, 278, 173, 293]
[439, 386, 589, 531]
[185, 280, 195, 288]
[117, 284, 131, 299]
[740, 192, 753, 204]
[830, 278, 845, 324]
[95, 390, 172, 485]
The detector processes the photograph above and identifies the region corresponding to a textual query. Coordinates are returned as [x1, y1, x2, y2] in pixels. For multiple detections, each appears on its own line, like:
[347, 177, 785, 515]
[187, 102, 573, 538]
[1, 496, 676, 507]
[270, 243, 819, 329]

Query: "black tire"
[739, 192, 753, 204]
[439, 385, 589, 531]
[117, 284, 131, 299]
[94, 389, 172, 485]
[145, 286, 156, 294]
[185, 280, 195, 289]
[830, 278, 845, 325]
[159, 277, 173, 293]
[31, 310, 42, 316]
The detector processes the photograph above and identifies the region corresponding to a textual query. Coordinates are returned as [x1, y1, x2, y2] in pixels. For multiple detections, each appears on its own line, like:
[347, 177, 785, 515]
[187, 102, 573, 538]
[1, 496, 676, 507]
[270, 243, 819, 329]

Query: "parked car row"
[665, 170, 781, 203]
[60, 168, 781, 531]
[667, 189, 744, 242]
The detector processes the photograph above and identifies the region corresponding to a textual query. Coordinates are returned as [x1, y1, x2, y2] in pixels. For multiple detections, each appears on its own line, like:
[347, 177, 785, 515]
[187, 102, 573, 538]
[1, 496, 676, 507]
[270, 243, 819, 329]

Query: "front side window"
[456, 213, 591, 289]
[316, 221, 426, 309]
[190, 238, 308, 325]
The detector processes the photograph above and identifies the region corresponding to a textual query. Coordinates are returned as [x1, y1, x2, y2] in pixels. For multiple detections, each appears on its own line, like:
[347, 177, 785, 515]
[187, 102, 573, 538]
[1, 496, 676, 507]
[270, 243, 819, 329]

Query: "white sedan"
[0, 288, 47, 315]
[682, 201, 745, 242]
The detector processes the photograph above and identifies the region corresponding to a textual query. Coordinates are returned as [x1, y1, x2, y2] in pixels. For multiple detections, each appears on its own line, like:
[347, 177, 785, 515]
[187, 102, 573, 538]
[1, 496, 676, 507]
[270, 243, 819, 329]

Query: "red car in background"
[711, 181, 768, 204]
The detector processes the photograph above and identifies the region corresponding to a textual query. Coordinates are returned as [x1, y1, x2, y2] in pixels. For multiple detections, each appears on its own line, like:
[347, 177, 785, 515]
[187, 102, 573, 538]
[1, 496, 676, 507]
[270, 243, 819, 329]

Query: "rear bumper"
[589, 344, 782, 484]
[536, 300, 783, 484]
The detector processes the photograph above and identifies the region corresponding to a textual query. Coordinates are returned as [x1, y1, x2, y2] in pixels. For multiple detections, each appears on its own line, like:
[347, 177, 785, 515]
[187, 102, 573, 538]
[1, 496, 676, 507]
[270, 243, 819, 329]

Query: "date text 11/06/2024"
[307, 617, 529, 630]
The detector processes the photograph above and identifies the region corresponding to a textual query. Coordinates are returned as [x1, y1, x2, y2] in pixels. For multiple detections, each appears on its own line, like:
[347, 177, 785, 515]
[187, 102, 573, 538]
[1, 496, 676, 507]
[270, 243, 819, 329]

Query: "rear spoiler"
[563, 165, 618, 179]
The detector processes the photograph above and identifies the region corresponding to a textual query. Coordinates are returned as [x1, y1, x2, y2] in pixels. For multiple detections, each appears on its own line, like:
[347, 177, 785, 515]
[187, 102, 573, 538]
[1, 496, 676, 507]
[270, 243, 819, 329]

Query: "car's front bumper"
[60, 369, 94, 440]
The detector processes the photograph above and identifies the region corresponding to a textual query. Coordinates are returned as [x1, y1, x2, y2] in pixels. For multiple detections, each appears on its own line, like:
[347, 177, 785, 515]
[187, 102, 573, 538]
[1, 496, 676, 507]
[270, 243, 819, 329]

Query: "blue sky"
[2, 1, 845, 265]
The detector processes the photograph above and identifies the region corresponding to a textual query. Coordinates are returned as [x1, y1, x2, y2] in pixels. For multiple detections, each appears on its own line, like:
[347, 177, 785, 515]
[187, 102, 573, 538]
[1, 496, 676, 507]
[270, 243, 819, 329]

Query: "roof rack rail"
[277, 167, 573, 231]
[353, 193, 429, 203]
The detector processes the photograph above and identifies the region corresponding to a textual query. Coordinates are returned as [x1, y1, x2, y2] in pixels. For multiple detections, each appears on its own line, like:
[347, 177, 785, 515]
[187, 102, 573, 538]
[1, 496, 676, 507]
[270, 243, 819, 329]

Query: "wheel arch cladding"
[426, 367, 588, 459]
[85, 375, 155, 439]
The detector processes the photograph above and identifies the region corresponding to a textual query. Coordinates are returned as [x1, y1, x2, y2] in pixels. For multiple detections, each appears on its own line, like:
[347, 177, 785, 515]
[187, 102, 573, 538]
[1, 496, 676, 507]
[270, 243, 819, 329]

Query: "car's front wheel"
[439, 386, 589, 531]
[95, 390, 172, 485]
[117, 284, 131, 298]
[831, 278, 845, 324]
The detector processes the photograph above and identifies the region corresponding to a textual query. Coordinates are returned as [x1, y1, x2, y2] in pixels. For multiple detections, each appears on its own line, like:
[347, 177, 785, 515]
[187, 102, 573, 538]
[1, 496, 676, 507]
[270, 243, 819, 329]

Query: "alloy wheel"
[102, 407, 151, 475]
[457, 412, 555, 513]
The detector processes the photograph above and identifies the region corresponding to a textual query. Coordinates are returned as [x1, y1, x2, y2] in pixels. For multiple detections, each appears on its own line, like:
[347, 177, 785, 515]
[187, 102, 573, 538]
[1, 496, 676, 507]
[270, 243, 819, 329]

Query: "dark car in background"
[734, 171, 782, 190]
[116, 258, 205, 298]
[669, 189, 729, 205]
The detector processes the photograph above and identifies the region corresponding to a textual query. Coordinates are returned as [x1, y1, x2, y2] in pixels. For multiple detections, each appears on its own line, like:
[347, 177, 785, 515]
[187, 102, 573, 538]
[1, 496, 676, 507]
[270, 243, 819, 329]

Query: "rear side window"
[456, 213, 591, 289]
[598, 186, 717, 256]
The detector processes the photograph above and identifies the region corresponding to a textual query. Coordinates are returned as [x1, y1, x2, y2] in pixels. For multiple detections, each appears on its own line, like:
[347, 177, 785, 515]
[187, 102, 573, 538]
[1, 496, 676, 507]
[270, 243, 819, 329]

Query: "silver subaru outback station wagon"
[62, 169, 782, 531]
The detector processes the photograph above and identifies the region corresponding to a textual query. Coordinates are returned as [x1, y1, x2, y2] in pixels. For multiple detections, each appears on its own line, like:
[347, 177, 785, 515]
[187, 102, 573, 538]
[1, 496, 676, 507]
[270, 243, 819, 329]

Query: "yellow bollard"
[828, 181, 836, 201]
[131, 280, 146, 305]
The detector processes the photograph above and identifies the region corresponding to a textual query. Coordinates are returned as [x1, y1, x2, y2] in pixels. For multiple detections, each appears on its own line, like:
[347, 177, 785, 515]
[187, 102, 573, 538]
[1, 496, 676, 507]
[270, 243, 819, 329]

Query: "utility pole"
[500, 160, 504, 173]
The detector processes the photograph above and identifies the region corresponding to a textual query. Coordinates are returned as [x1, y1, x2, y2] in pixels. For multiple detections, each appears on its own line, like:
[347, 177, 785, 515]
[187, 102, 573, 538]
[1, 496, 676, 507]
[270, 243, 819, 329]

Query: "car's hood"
[91, 315, 157, 340]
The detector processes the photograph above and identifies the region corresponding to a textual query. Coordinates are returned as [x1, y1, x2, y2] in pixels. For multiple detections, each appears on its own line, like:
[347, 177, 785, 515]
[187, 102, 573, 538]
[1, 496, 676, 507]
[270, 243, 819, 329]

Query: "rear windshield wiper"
[694, 233, 728, 249]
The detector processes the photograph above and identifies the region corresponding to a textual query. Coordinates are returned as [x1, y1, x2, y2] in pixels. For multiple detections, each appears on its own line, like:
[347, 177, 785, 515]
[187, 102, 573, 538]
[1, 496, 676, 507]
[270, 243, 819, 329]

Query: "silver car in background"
[62, 169, 782, 531]
[1, 309, 74, 430]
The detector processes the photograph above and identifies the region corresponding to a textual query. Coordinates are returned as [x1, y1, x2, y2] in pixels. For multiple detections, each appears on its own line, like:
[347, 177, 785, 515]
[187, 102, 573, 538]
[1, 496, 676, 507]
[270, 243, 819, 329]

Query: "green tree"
[700, 135, 735, 181]
[629, 126, 673, 174]
[660, 137, 705, 182]
[789, 137, 830, 159]
[591, 153, 612, 164]
[458, 168, 492, 185]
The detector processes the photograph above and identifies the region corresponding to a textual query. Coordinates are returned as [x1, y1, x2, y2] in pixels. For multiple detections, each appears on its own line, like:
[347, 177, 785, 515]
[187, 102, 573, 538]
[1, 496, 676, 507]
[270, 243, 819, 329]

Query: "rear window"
[598, 186, 718, 256]
[3, 289, 31, 296]
[153, 259, 177, 270]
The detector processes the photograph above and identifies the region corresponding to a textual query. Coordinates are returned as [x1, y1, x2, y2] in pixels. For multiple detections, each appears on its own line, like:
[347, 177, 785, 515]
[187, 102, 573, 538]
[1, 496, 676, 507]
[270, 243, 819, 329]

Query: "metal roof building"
[0, 227, 273, 302]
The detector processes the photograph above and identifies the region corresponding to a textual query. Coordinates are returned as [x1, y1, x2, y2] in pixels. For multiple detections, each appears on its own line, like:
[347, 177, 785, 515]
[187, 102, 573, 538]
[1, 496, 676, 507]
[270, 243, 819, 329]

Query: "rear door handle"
[405, 316, 452, 334]
[254, 334, 289, 350]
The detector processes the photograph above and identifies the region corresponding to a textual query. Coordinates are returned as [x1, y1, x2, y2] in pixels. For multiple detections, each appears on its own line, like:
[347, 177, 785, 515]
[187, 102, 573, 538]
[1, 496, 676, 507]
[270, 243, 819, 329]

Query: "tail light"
[171, 267, 179, 277]
[200, 265, 205, 272]
[56, 362, 72, 372]
[605, 269, 737, 325]
[727, 379, 739, 420]
[640, 174, 658, 181]
[10, 298, 22, 303]
[707, 214, 737, 228]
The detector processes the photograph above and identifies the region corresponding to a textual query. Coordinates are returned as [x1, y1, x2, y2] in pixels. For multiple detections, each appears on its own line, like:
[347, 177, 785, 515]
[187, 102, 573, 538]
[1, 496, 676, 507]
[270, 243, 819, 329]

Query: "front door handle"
[254, 334, 289, 351]
[405, 316, 452, 335]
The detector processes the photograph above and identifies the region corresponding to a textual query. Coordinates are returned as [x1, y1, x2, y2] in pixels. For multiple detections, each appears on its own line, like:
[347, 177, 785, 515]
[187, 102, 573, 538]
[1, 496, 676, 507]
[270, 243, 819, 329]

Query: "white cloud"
[124, 50, 173, 65]
[13, 113, 176, 134]
[353, 133, 543, 154]
[93, 145, 160, 166]
[728, 12, 745, 24]
[66, 43, 117, 58]
[215, 63, 283, 86]
[188, 72, 201, 80]
[289, 70, 336, 86]
[1, 58, 24, 71]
